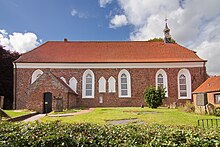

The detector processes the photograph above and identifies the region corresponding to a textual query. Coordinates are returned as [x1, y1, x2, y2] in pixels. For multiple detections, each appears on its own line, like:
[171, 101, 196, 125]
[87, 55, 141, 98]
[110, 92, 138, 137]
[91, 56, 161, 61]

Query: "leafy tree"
[143, 86, 166, 108]
[147, 37, 176, 43]
[0, 45, 20, 109]
[147, 38, 164, 42]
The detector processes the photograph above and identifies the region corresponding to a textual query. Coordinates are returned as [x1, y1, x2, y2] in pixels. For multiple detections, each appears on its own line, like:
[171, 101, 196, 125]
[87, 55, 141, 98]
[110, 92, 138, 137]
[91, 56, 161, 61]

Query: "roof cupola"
[163, 19, 172, 43]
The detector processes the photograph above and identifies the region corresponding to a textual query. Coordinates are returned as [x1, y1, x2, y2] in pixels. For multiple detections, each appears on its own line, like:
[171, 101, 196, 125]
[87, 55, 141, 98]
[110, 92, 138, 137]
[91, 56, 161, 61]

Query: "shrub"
[0, 121, 219, 146]
[214, 107, 220, 116]
[179, 101, 195, 113]
[143, 86, 166, 108]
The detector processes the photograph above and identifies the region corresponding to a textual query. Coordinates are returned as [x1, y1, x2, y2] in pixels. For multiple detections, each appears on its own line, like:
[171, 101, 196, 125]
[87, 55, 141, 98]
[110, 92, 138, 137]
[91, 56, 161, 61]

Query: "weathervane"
[165, 18, 168, 22]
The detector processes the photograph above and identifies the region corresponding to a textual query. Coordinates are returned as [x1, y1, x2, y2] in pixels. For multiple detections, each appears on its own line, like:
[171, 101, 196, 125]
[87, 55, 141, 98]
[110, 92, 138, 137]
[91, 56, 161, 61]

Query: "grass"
[42, 107, 136, 124]
[41, 107, 219, 126]
[4, 109, 33, 118]
[49, 108, 82, 115]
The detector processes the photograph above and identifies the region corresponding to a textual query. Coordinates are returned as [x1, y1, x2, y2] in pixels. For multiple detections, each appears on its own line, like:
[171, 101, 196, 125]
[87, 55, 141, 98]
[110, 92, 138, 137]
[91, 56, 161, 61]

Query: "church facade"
[13, 25, 207, 113]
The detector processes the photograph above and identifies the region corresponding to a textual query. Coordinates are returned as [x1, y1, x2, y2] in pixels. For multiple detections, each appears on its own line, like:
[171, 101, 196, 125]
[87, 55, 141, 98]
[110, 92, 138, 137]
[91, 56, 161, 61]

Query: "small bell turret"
[163, 19, 172, 43]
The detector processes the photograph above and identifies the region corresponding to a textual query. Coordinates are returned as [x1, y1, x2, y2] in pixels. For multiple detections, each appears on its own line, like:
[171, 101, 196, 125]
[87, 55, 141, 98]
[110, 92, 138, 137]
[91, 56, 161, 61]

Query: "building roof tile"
[15, 41, 205, 63]
[193, 76, 220, 93]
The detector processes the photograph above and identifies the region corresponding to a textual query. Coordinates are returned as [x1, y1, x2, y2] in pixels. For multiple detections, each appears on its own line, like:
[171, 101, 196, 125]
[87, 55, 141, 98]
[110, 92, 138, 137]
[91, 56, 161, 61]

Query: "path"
[23, 114, 46, 122]
[23, 108, 95, 122]
[48, 108, 95, 117]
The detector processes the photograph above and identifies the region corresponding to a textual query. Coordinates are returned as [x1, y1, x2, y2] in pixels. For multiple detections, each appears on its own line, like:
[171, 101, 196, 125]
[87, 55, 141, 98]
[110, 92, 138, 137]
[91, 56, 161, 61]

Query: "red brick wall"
[193, 92, 220, 114]
[15, 67, 207, 110]
[68, 93, 78, 108]
[15, 70, 77, 113]
[205, 92, 220, 107]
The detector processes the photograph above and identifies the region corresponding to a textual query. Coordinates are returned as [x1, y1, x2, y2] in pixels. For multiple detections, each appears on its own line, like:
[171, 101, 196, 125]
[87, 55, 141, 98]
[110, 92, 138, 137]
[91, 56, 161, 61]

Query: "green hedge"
[0, 121, 219, 146]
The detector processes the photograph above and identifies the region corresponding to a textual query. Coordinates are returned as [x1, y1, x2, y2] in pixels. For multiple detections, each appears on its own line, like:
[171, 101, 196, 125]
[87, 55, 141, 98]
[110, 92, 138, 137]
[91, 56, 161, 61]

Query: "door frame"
[43, 92, 52, 113]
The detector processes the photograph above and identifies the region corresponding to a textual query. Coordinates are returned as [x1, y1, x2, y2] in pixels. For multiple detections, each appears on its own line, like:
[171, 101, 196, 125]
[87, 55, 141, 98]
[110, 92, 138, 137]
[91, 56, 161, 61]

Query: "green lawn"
[4, 109, 33, 118]
[49, 108, 82, 115]
[41, 107, 218, 126]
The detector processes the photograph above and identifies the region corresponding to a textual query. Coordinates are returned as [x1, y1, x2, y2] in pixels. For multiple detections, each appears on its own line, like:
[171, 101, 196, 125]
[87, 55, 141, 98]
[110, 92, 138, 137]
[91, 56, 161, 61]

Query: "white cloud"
[108, 0, 220, 75]
[0, 29, 8, 36]
[99, 0, 113, 8]
[196, 41, 220, 76]
[109, 14, 128, 28]
[0, 29, 40, 53]
[118, 0, 179, 26]
[78, 13, 88, 19]
[70, 9, 88, 19]
[71, 9, 78, 16]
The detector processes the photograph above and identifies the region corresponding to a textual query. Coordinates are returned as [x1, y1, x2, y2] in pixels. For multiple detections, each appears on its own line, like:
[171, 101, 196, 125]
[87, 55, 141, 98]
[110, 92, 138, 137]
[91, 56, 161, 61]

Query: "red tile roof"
[193, 76, 220, 93]
[15, 41, 205, 63]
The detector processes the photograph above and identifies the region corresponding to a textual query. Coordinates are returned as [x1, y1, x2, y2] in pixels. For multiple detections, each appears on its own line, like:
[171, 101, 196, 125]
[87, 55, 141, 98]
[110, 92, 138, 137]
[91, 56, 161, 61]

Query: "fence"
[198, 119, 220, 128]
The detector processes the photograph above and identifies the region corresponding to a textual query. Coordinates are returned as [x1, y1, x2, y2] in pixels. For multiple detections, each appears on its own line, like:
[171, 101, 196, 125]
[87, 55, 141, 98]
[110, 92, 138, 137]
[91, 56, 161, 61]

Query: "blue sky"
[0, 0, 131, 41]
[1, 0, 220, 75]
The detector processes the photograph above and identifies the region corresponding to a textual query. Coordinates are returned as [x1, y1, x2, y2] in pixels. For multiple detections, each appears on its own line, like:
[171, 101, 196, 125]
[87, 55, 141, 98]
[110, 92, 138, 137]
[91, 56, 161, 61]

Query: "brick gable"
[17, 70, 77, 113]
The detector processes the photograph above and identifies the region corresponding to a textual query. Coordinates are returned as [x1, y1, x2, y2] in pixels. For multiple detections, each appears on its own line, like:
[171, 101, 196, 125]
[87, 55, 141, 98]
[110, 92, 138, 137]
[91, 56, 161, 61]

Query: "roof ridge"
[46, 40, 165, 43]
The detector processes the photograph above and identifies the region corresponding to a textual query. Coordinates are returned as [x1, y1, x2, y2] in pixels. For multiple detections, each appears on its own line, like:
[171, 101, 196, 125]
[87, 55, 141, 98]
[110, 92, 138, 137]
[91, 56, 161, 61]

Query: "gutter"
[203, 61, 207, 81]
[13, 62, 17, 109]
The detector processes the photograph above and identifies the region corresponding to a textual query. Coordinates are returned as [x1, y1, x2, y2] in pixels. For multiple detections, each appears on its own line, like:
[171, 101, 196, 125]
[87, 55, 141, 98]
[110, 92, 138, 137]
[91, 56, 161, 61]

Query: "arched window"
[157, 74, 163, 88]
[155, 69, 168, 97]
[69, 77, 77, 92]
[108, 76, 116, 93]
[118, 69, 131, 97]
[82, 69, 95, 98]
[178, 69, 191, 99]
[121, 74, 127, 96]
[99, 77, 106, 93]
[179, 74, 187, 97]
[60, 77, 67, 84]
[86, 74, 92, 96]
[31, 69, 43, 84]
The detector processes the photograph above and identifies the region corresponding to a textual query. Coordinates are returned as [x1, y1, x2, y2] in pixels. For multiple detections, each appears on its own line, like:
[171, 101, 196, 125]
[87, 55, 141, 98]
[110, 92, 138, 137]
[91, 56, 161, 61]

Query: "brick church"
[13, 23, 207, 113]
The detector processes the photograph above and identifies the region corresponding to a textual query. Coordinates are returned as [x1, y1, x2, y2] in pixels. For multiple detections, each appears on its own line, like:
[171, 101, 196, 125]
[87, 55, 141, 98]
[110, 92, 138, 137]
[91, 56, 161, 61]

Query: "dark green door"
[43, 92, 52, 113]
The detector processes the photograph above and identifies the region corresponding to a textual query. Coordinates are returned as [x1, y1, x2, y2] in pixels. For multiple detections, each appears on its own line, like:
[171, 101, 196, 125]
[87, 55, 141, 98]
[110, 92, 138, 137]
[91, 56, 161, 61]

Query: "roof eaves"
[14, 60, 206, 64]
[193, 89, 220, 94]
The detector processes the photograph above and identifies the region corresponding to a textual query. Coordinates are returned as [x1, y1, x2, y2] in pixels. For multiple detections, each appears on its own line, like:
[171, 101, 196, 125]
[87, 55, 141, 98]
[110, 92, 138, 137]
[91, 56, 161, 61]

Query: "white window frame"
[99, 95, 103, 103]
[118, 69, 131, 98]
[177, 69, 191, 99]
[157, 74, 163, 87]
[179, 74, 187, 97]
[31, 69, 43, 84]
[98, 77, 106, 93]
[82, 69, 95, 98]
[214, 94, 220, 104]
[108, 76, 116, 93]
[155, 69, 168, 97]
[69, 77, 77, 92]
